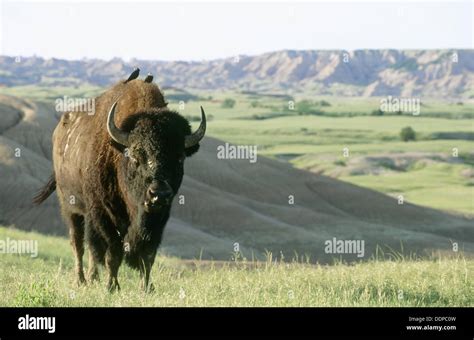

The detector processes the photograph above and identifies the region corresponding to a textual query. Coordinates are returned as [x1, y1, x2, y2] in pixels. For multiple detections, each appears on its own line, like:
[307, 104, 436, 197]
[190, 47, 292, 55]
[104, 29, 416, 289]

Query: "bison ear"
[185, 144, 200, 157]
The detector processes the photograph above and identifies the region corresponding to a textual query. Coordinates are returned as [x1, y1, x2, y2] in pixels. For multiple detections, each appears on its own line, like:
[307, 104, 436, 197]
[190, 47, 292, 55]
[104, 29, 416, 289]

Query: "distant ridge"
[1, 49, 473, 98]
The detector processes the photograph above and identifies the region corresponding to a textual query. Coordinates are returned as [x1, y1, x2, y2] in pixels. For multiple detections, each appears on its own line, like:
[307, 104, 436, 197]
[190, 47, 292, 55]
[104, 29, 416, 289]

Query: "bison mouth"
[143, 196, 172, 212]
[143, 179, 174, 213]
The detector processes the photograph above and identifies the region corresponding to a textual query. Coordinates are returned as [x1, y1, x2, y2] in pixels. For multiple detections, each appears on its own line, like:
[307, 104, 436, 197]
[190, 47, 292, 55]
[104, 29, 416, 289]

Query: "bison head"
[107, 102, 206, 213]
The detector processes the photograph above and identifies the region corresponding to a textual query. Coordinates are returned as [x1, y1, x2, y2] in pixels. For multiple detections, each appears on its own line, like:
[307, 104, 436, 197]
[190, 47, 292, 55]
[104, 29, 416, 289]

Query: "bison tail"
[32, 174, 56, 205]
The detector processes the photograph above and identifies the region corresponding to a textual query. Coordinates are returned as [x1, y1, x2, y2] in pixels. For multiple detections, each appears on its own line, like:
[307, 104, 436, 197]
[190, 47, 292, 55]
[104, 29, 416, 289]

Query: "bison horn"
[185, 106, 207, 148]
[107, 101, 130, 147]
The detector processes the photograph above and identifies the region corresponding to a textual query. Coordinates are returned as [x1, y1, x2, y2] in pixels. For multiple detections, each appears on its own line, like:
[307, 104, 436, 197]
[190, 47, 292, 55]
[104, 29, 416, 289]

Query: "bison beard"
[33, 70, 206, 292]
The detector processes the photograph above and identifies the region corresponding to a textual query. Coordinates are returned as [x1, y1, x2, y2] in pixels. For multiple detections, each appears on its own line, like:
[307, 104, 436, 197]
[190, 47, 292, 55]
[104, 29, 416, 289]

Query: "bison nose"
[147, 181, 173, 203]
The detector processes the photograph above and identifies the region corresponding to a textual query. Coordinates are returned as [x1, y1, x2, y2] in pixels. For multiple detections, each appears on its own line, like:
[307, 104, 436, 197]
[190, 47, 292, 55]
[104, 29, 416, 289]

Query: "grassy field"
[179, 91, 473, 215]
[340, 163, 473, 215]
[0, 227, 472, 307]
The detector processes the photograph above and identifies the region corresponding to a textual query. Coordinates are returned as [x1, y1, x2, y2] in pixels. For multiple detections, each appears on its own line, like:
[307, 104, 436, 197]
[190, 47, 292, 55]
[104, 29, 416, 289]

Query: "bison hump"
[100, 79, 168, 123]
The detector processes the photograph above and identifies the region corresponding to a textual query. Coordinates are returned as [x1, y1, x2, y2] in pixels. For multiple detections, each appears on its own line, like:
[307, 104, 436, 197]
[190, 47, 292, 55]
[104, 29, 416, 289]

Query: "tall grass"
[0, 227, 472, 307]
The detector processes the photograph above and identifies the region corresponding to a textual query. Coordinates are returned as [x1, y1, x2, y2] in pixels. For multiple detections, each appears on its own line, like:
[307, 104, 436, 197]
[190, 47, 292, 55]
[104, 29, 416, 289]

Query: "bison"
[34, 69, 206, 292]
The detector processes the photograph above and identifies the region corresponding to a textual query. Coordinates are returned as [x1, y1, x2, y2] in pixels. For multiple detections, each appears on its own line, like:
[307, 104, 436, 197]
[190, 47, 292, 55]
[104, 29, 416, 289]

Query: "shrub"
[221, 98, 236, 108]
[296, 100, 314, 113]
[250, 101, 259, 108]
[400, 126, 416, 142]
[295, 100, 324, 115]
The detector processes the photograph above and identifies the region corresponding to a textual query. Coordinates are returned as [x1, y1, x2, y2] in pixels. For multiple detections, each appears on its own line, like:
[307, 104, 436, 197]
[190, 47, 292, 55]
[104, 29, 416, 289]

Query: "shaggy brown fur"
[34, 73, 204, 292]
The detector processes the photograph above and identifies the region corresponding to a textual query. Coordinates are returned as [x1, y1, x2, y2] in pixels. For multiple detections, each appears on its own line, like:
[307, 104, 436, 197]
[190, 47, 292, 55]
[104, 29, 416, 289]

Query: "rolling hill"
[1, 49, 474, 98]
[0, 93, 473, 262]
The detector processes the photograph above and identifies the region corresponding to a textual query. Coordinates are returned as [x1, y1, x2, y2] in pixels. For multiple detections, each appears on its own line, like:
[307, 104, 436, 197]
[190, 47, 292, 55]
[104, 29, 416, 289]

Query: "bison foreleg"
[139, 255, 155, 293]
[86, 210, 123, 292]
[105, 242, 123, 292]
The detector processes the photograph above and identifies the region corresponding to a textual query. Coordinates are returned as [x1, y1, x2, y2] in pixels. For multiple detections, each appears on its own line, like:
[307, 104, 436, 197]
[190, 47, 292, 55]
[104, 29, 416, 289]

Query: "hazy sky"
[0, 0, 472, 61]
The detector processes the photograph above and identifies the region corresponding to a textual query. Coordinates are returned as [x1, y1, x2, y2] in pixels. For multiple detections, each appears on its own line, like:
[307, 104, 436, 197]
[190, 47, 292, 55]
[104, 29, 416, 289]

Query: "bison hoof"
[107, 281, 121, 293]
[88, 270, 100, 283]
[87, 267, 100, 283]
[76, 272, 86, 286]
[145, 283, 155, 294]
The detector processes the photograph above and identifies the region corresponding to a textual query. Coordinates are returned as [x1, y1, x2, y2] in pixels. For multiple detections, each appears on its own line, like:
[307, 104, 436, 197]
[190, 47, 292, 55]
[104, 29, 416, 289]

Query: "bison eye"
[178, 154, 185, 164]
